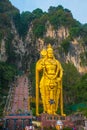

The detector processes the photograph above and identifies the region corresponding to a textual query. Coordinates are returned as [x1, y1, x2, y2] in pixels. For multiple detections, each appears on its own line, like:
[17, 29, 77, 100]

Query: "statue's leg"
[40, 79, 46, 113]
[52, 89, 56, 114]
[55, 86, 61, 112]
[50, 89, 54, 114]
[45, 86, 51, 114]
[43, 88, 46, 113]
[60, 81, 66, 116]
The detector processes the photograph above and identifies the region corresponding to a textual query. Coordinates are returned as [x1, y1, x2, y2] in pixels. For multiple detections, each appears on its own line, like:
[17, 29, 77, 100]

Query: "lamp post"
[56, 120, 63, 130]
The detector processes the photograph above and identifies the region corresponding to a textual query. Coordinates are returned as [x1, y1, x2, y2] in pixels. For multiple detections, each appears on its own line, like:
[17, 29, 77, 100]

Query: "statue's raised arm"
[36, 49, 47, 115]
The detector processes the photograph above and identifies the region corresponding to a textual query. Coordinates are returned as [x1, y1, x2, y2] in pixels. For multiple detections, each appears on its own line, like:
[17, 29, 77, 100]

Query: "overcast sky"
[9, 0, 87, 24]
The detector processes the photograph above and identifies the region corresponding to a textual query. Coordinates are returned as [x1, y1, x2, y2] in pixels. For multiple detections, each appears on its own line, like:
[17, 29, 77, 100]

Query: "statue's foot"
[61, 113, 66, 117]
[53, 112, 57, 115]
[47, 110, 51, 114]
[36, 113, 40, 116]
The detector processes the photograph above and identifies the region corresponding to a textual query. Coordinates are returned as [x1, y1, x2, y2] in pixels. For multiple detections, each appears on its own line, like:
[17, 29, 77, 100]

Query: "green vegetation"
[48, 6, 74, 29]
[80, 52, 87, 66]
[31, 5, 83, 39]
[14, 11, 35, 37]
[76, 74, 87, 103]
[62, 63, 80, 101]
[33, 21, 45, 38]
[62, 63, 87, 115]
[0, 0, 19, 38]
[13, 8, 44, 38]
[61, 38, 70, 54]
[32, 8, 43, 19]
[5, 32, 17, 64]
[0, 62, 17, 116]
[44, 37, 57, 45]
[32, 17, 46, 38]
[29, 62, 36, 96]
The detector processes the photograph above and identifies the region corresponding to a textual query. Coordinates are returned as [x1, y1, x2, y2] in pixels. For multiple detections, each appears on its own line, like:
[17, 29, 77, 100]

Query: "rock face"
[0, 21, 87, 73]
[66, 39, 87, 73]
[0, 39, 8, 62]
[46, 23, 69, 40]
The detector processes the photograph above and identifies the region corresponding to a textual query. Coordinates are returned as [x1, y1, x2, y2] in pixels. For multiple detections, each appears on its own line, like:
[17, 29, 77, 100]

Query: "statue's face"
[47, 50, 53, 58]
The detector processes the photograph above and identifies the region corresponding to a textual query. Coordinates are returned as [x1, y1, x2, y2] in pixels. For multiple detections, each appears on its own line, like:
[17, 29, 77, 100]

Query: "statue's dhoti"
[40, 76, 61, 114]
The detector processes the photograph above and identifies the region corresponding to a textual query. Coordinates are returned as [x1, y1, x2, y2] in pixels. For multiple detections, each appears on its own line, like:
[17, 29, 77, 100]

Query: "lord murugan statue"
[36, 44, 65, 116]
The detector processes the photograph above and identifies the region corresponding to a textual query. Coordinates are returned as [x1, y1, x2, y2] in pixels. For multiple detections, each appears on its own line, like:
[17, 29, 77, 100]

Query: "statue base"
[41, 113, 65, 128]
[41, 113, 74, 128]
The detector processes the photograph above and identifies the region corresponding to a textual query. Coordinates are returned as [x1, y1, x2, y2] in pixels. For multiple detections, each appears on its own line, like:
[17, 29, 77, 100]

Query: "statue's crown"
[47, 44, 53, 52]
[40, 49, 47, 56]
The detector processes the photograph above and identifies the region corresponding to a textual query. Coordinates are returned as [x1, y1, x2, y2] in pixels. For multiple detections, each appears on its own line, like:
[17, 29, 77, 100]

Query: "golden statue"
[36, 44, 65, 116]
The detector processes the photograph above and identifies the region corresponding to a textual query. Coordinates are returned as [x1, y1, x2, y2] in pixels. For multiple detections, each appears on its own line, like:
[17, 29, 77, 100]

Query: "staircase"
[3, 75, 29, 115]
[3, 75, 31, 130]
[11, 75, 29, 113]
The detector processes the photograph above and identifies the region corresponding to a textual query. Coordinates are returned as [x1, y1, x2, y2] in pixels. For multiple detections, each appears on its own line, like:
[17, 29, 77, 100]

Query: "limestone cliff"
[0, 22, 87, 73]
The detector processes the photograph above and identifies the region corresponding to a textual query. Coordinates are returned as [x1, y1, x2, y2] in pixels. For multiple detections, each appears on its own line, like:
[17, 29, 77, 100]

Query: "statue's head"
[47, 44, 54, 58]
[47, 44, 53, 52]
